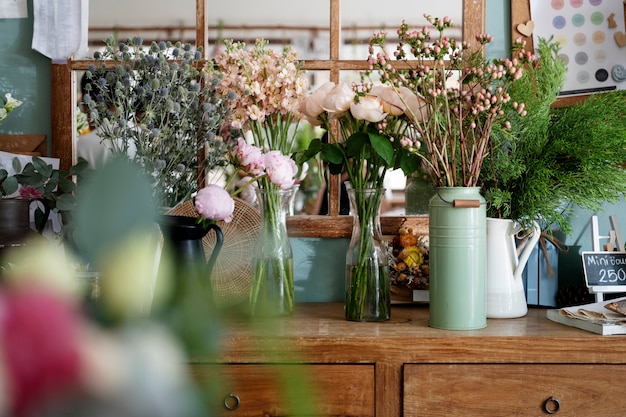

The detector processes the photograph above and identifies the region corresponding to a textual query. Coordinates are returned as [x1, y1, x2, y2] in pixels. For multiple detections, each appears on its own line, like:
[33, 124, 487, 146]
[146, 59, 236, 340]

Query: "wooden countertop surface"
[192, 303, 626, 365]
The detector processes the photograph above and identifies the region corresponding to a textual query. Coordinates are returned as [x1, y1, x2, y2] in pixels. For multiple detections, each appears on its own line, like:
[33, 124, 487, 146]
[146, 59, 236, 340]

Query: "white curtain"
[31, 0, 88, 63]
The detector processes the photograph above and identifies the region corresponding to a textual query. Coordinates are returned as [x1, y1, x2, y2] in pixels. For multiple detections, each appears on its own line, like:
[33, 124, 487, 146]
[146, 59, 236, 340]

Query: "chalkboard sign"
[581, 251, 626, 287]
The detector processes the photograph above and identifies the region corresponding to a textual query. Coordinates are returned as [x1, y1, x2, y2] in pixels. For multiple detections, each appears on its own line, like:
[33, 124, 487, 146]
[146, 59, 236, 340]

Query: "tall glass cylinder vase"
[428, 187, 486, 330]
[250, 187, 295, 317]
[345, 187, 390, 322]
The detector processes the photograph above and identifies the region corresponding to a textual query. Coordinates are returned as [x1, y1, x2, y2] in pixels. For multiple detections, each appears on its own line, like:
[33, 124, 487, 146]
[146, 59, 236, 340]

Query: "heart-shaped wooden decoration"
[517, 20, 535, 37]
[615, 31, 626, 47]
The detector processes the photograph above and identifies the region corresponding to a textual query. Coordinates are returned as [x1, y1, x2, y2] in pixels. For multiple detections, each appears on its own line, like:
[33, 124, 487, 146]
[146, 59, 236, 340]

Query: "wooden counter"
[189, 303, 626, 417]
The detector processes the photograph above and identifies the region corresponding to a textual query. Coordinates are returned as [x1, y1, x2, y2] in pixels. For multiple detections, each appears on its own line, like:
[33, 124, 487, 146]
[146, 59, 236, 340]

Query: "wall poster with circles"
[529, 0, 626, 96]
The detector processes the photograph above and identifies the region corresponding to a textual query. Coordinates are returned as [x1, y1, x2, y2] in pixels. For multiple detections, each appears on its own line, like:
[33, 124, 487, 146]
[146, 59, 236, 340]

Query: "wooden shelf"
[189, 303, 626, 416]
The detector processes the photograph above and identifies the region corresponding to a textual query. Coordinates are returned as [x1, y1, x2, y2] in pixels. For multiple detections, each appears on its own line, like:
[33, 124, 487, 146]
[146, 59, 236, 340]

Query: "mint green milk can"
[428, 187, 487, 330]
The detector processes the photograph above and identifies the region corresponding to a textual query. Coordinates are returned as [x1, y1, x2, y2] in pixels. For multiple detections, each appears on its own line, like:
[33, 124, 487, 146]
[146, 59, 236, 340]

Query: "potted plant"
[82, 37, 236, 208]
[481, 37, 626, 313]
[0, 156, 90, 252]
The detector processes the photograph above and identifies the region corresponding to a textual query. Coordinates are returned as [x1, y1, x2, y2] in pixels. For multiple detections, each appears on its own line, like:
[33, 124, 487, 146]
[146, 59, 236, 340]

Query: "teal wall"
[0, 0, 51, 150]
[1, 1, 623, 301]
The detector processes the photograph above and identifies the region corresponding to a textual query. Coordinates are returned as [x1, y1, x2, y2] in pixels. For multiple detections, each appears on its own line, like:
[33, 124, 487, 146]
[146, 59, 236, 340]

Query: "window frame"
[50, 0, 485, 238]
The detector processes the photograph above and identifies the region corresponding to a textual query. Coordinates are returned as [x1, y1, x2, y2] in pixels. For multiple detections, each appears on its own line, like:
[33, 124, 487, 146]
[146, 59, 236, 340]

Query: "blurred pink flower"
[0, 288, 83, 417]
[195, 184, 235, 223]
[264, 151, 298, 190]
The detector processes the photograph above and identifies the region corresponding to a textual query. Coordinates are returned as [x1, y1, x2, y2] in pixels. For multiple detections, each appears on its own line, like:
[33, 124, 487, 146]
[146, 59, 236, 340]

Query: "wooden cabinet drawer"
[405, 364, 626, 416]
[190, 364, 375, 416]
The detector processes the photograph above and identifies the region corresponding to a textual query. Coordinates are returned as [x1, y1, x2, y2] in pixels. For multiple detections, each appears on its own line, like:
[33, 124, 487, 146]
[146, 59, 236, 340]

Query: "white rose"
[299, 81, 335, 125]
[349, 95, 386, 123]
[399, 87, 430, 123]
[321, 82, 355, 115]
[370, 85, 405, 116]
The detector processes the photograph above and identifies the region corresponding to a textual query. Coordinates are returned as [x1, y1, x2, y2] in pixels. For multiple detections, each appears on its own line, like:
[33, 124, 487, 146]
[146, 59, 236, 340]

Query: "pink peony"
[194, 184, 235, 223]
[234, 137, 265, 176]
[264, 151, 298, 190]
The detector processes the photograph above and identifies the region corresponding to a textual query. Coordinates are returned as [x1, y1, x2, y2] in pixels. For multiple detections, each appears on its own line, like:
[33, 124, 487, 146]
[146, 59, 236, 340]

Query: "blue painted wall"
[0, 0, 51, 149]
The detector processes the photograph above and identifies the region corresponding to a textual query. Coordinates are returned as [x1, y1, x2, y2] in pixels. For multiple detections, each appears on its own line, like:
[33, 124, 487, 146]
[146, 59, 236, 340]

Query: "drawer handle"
[543, 397, 561, 414]
[224, 393, 241, 410]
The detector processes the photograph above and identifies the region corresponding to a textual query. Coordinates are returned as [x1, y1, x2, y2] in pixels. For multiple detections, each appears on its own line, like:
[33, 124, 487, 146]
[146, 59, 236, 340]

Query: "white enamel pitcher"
[486, 218, 541, 318]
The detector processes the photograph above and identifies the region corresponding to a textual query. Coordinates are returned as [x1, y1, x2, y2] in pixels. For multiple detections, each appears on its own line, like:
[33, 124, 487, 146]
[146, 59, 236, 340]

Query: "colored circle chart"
[535, 0, 624, 95]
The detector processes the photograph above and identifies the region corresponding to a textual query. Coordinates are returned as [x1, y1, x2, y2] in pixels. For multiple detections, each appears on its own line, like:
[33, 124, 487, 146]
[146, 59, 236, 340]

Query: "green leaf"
[345, 132, 368, 158]
[321, 144, 344, 165]
[295, 138, 324, 165]
[399, 152, 422, 175]
[16, 172, 44, 187]
[70, 158, 90, 176]
[56, 193, 77, 211]
[2, 176, 18, 195]
[327, 162, 344, 176]
[11, 158, 22, 174]
[369, 133, 394, 165]
[32, 157, 53, 178]
[44, 182, 56, 195]
[34, 207, 49, 232]
[58, 178, 77, 193]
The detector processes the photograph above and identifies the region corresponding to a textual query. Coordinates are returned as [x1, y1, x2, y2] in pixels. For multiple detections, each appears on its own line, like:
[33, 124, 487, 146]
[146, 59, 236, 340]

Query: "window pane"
[88, 0, 197, 49]
[207, 0, 330, 60]
[340, 0, 464, 60]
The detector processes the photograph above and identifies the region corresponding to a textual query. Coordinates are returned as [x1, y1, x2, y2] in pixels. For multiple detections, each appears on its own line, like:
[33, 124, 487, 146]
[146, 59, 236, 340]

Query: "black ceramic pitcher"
[158, 214, 224, 290]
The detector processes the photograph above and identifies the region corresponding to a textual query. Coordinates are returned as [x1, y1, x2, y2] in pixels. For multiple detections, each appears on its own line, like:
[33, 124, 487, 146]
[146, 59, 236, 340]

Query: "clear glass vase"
[249, 187, 295, 317]
[345, 187, 390, 321]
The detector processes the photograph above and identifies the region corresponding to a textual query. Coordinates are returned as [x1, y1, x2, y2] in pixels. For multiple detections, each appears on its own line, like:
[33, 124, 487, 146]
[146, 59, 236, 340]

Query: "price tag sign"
[581, 252, 626, 300]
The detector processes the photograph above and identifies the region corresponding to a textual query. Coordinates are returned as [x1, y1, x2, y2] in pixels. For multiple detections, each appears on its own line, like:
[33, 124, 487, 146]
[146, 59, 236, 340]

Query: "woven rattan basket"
[167, 197, 260, 308]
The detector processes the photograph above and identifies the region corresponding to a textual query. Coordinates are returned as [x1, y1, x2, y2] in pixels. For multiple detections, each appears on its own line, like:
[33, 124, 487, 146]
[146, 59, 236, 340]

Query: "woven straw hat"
[167, 197, 260, 308]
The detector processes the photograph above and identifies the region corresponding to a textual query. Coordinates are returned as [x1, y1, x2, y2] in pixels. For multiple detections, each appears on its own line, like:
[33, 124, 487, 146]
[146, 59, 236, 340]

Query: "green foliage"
[482, 38, 626, 235]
